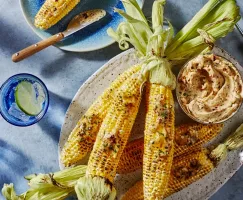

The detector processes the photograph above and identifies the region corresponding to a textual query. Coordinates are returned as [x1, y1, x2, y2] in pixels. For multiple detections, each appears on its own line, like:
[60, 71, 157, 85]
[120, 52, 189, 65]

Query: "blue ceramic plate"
[20, 0, 144, 52]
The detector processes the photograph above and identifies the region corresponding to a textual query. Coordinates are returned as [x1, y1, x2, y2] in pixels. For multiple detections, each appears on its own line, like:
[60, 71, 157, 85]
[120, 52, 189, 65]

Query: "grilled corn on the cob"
[117, 123, 223, 174]
[75, 70, 144, 199]
[3, 125, 242, 200]
[86, 73, 143, 182]
[61, 65, 141, 167]
[108, 1, 176, 198]
[166, 149, 214, 197]
[121, 124, 243, 200]
[121, 181, 144, 200]
[174, 123, 223, 157]
[35, 0, 80, 29]
[143, 83, 175, 199]
[117, 137, 144, 174]
[121, 149, 214, 200]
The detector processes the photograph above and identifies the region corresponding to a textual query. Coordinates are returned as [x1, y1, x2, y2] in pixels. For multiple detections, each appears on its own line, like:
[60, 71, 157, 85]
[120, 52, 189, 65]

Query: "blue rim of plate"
[19, 0, 144, 52]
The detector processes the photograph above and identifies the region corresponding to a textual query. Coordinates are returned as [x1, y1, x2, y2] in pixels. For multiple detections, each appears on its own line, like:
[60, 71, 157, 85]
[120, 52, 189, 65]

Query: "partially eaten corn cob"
[35, 0, 80, 29]
[61, 65, 141, 167]
[75, 70, 144, 199]
[117, 123, 223, 174]
[121, 124, 243, 200]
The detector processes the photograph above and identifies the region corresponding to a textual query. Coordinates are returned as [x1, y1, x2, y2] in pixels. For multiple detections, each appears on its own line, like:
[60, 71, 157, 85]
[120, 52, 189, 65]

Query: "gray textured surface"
[0, 0, 243, 199]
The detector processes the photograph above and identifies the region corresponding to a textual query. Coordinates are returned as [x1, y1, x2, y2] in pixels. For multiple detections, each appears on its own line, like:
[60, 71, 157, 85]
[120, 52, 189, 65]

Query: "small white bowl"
[176, 52, 243, 124]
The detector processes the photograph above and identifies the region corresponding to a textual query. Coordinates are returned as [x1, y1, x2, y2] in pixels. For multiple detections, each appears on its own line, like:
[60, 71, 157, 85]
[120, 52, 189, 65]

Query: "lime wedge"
[15, 81, 43, 116]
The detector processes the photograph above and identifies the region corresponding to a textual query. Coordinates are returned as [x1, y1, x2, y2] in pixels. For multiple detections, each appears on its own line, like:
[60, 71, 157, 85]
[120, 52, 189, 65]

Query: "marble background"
[0, 0, 243, 199]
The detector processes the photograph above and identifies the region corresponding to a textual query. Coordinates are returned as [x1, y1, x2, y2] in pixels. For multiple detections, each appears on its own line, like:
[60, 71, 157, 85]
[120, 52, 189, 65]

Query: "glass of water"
[0, 74, 49, 126]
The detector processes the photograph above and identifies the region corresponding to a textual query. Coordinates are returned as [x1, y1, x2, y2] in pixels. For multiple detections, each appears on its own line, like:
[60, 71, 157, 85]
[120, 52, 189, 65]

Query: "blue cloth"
[0, 0, 243, 199]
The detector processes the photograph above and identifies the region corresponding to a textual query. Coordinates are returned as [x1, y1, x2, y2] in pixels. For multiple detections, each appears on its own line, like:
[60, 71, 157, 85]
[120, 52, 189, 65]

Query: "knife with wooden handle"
[12, 9, 106, 62]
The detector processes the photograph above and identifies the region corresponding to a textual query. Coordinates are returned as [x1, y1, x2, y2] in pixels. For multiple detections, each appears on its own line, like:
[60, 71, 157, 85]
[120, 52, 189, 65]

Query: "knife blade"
[63, 9, 106, 37]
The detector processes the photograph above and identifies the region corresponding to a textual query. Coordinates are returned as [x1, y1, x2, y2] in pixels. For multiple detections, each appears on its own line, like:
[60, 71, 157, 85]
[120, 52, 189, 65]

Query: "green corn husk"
[2, 184, 24, 200]
[165, 0, 224, 54]
[107, 0, 152, 56]
[75, 176, 116, 200]
[210, 124, 243, 162]
[165, 0, 240, 64]
[109, 0, 240, 66]
[108, 0, 176, 89]
[108, 0, 171, 58]
[2, 165, 87, 200]
[108, 0, 240, 86]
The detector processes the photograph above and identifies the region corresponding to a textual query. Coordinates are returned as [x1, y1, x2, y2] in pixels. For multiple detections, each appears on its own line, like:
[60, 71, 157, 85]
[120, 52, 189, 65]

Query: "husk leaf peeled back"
[165, 0, 240, 64]
[210, 124, 243, 163]
[108, 0, 176, 89]
[109, 0, 240, 66]
[2, 165, 87, 200]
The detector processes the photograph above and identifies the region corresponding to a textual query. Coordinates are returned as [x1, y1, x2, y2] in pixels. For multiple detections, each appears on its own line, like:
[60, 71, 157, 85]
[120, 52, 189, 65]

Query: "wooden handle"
[12, 33, 64, 62]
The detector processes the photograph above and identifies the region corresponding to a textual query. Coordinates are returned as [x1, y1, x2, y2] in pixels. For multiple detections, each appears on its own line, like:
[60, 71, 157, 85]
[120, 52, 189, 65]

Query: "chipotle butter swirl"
[177, 54, 243, 123]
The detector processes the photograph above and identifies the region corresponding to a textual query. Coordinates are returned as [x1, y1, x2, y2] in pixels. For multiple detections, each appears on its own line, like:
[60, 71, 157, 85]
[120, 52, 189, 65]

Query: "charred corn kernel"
[174, 123, 224, 157]
[122, 149, 214, 200]
[165, 149, 214, 197]
[143, 84, 175, 199]
[35, 0, 80, 29]
[86, 72, 144, 183]
[61, 66, 141, 167]
[117, 123, 223, 174]
[121, 181, 144, 200]
[117, 138, 144, 174]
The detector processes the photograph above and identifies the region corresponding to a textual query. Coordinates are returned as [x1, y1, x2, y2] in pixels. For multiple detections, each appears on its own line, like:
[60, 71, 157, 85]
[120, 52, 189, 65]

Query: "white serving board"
[59, 47, 243, 200]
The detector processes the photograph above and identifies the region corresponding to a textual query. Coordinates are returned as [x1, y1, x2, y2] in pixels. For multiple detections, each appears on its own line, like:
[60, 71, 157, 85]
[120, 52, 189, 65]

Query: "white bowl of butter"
[176, 53, 243, 124]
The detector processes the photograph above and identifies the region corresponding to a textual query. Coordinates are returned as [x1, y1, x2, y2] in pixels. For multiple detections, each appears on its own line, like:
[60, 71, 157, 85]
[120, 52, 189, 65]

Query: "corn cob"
[121, 149, 214, 200]
[165, 149, 214, 197]
[35, 0, 80, 29]
[121, 124, 243, 200]
[117, 123, 223, 174]
[174, 123, 223, 157]
[75, 70, 144, 199]
[121, 181, 144, 200]
[61, 65, 141, 167]
[143, 83, 175, 200]
[108, 1, 176, 198]
[86, 72, 143, 182]
[117, 137, 144, 174]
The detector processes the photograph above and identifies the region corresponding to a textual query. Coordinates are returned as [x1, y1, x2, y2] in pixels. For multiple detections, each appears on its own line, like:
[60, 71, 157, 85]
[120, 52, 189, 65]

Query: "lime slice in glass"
[15, 81, 45, 116]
